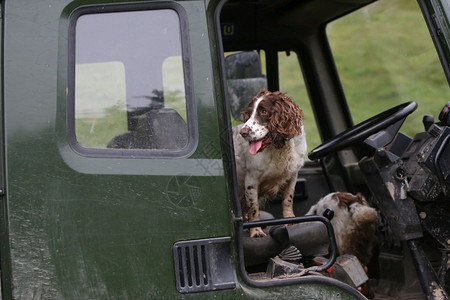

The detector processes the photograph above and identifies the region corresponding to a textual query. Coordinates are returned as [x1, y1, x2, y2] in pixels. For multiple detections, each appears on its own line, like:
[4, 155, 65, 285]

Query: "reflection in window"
[74, 9, 188, 151]
[75, 62, 127, 148]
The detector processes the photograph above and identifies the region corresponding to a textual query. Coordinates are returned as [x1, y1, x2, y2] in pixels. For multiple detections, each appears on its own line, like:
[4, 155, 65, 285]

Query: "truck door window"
[69, 5, 196, 157]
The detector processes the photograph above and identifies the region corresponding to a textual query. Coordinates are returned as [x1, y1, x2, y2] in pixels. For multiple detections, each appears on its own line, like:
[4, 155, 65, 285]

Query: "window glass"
[225, 50, 267, 125]
[75, 62, 127, 148]
[328, 0, 450, 138]
[162, 56, 187, 121]
[278, 51, 320, 150]
[74, 9, 190, 151]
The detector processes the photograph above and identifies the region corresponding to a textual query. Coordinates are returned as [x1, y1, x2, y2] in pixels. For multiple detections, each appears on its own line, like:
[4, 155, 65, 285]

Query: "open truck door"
[0, 2, 237, 298]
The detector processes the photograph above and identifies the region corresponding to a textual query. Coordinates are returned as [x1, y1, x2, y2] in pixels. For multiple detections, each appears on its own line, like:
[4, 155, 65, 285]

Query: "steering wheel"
[308, 101, 417, 160]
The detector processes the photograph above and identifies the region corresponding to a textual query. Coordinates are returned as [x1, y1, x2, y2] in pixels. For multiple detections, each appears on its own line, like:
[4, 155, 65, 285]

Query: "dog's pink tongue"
[249, 140, 263, 155]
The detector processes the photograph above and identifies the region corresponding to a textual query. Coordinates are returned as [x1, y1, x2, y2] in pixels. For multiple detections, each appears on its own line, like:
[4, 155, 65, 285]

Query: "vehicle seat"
[243, 211, 330, 267]
[225, 51, 268, 121]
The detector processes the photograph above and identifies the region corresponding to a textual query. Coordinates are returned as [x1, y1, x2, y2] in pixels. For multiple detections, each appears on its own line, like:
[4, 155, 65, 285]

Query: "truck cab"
[1, 0, 450, 299]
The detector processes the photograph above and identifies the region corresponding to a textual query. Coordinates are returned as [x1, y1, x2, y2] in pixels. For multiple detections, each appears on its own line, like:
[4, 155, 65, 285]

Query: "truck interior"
[218, 0, 450, 298]
[219, 0, 376, 214]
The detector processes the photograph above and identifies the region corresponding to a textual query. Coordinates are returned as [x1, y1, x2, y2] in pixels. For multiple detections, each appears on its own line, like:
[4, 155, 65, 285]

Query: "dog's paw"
[282, 213, 295, 220]
[250, 227, 267, 237]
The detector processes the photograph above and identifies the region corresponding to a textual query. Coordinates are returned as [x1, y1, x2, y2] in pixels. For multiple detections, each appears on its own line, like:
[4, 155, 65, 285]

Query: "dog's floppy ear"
[268, 92, 303, 138]
[335, 192, 366, 209]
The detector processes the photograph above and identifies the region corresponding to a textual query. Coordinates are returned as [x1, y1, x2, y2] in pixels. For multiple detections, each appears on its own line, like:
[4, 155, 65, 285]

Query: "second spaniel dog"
[306, 192, 378, 268]
[233, 89, 306, 237]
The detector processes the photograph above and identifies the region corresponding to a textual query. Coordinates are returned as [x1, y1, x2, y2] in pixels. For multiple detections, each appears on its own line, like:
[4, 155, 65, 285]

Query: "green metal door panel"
[3, 0, 71, 298]
[3, 0, 233, 298]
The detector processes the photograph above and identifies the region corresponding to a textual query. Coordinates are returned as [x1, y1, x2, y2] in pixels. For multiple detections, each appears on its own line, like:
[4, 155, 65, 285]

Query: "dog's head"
[240, 89, 303, 155]
[307, 192, 377, 227]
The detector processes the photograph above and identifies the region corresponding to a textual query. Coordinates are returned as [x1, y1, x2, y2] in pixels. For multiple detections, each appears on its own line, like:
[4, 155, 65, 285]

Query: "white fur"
[240, 96, 269, 141]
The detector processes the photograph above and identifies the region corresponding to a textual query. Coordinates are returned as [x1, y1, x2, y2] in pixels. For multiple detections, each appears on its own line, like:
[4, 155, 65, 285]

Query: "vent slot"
[173, 237, 235, 293]
[177, 244, 208, 288]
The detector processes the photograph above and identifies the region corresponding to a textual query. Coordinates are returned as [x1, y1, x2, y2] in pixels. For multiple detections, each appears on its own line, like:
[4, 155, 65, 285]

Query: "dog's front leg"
[244, 175, 266, 237]
[282, 175, 297, 219]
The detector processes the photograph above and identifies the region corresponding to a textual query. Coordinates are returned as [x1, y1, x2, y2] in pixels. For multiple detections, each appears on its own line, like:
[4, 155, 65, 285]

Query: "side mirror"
[225, 51, 267, 121]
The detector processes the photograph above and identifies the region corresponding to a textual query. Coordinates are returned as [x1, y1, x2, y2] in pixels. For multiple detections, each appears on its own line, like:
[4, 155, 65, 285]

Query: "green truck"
[1, 0, 450, 299]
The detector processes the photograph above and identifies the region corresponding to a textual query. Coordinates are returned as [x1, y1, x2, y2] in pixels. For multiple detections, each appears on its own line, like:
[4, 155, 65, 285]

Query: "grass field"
[279, 0, 450, 150]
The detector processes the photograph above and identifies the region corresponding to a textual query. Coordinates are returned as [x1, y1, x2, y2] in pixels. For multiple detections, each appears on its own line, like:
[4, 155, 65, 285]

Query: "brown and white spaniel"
[306, 192, 378, 298]
[233, 89, 307, 237]
[307, 192, 378, 269]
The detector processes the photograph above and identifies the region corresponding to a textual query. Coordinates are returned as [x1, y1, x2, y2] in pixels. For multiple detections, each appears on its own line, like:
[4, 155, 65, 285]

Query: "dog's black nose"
[240, 126, 251, 138]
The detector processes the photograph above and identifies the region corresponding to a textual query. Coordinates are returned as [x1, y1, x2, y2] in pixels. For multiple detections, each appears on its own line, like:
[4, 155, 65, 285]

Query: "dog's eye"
[260, 109, 268, 116]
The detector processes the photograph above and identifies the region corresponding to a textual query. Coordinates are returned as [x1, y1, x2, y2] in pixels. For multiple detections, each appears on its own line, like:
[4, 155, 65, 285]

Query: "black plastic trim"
[418, 0, 450, 86]
[243, 215, 338, 273]
[173, 237, 236, 294]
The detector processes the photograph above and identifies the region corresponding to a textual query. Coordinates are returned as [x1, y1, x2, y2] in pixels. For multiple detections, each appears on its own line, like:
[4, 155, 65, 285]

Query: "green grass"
[278, 52, 321, 150]
[327, 0, 450, 139]
[76, 104, 127, 148]
[277, 0, 450, 151]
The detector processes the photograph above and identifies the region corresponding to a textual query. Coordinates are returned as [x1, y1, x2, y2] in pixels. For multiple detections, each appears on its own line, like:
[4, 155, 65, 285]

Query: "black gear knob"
[423, 115, 434, 131]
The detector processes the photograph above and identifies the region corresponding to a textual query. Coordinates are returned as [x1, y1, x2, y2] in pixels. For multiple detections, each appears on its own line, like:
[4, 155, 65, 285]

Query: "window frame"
[419, 0, 450, 85]
[67, 2, 198, 158]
